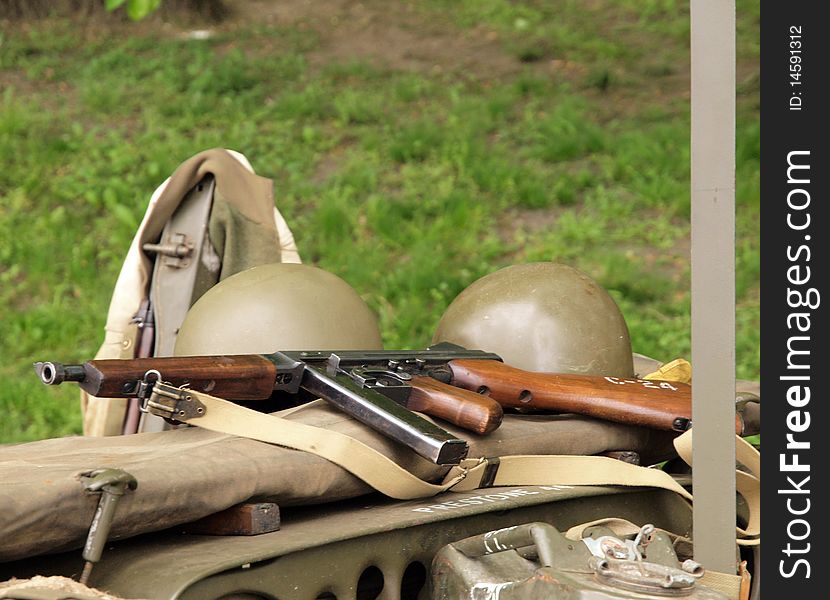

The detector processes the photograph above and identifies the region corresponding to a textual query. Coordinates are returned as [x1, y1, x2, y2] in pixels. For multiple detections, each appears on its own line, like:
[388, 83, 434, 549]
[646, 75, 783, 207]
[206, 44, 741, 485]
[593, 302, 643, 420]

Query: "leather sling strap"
[169, 388, 760, 547]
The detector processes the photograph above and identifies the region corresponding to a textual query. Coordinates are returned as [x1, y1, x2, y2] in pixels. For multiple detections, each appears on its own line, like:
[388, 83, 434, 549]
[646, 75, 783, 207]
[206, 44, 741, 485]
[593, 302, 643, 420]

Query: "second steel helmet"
[174, 262, 383, 355]
[432, 262, 634, 377]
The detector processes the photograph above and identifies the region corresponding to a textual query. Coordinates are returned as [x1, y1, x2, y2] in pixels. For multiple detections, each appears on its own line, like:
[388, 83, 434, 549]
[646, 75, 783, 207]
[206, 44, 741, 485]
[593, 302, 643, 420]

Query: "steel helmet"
[432, 262, 634, 376]
[174, 262, 383, 355]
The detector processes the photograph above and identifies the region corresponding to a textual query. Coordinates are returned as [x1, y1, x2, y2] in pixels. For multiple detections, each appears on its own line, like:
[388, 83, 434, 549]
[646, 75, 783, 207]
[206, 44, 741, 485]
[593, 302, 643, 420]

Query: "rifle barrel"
[35, 362, 86, 385]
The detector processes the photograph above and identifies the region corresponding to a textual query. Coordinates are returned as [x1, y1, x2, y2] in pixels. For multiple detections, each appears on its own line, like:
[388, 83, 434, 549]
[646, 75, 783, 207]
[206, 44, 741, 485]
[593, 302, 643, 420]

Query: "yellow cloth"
[644, 357, 692, 384]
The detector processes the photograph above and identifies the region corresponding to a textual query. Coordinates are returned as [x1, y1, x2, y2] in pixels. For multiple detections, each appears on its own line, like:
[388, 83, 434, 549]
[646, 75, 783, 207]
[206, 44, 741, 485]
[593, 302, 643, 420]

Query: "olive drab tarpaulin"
[81, 149, 301, 436]
[0, 406, 679, 562]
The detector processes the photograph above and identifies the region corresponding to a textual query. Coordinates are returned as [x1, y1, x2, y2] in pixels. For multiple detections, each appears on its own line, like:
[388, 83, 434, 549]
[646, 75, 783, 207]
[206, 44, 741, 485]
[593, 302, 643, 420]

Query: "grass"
[0, 0, 759, 443]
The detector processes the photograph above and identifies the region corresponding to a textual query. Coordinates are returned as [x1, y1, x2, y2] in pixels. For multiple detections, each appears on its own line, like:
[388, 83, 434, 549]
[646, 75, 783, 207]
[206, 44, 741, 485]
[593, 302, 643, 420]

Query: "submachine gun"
[35, 343, 754, 466]
[36, 344, 506, 466]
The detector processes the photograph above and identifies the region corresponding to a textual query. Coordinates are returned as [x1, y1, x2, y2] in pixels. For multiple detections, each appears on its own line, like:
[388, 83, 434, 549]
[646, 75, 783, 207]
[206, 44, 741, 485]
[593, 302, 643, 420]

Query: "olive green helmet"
[432, 262, 634, 377]
[174, 263, 383, 355]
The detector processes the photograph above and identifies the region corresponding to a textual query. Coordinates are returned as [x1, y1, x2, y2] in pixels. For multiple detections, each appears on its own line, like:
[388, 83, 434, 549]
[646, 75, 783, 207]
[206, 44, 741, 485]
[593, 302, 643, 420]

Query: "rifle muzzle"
[34, 362, 86, 385]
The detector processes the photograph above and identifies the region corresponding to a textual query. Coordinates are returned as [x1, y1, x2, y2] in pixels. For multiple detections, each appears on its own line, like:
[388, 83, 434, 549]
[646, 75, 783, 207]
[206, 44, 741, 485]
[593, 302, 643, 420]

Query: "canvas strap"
[161, 387, 759, 548]
[699, 569, 745, 600]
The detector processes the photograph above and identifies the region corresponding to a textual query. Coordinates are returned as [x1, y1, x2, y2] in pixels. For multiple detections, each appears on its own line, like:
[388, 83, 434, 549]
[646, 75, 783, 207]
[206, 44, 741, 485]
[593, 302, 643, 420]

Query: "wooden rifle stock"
[447, 359, 743, 435]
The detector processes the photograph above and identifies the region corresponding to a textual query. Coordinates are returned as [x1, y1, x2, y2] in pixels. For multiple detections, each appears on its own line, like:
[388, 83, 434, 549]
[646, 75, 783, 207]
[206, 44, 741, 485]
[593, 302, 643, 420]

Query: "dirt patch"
[496, 205, 566, 254]
[2, 0, 708, 111]
[311, 151, 345, 185]
[500, 205, 563, 236]
[0, 69, 43, 98]
[2, 0, 555, 85]
[624, 236, 690, 283]
[227, 0, 530, 79]
[0, 68, 77, 111]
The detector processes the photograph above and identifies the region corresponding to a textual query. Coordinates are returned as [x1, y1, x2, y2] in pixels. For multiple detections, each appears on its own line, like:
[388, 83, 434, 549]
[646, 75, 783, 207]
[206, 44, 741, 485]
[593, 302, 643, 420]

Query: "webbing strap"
[179, 391, 459, 499]
[175, 388, 759, 546]
[700, 569, 745, 600]
[674, 427, 760, 545]
[441, 432, 758, 546]
[564, 517, 645, 540]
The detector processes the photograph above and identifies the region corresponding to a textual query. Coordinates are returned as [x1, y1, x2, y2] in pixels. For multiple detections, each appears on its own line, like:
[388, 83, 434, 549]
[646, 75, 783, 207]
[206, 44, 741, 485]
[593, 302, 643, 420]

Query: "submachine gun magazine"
[34, 343, 505, 466]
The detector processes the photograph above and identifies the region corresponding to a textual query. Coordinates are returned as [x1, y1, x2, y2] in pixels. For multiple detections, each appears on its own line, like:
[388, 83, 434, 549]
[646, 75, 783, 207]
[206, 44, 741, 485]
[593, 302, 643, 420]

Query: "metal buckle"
[479, 457, 501, 488]
[137, 370, 162, 414]
[444, 457, 488, 489]
[144, 382, 206, 422]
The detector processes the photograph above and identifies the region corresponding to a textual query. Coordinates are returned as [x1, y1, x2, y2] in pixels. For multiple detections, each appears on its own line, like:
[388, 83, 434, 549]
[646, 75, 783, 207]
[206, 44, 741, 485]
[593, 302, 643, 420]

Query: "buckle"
[142, 381, 206, 422]
[479, 457, 501, 488]
[443, 457, 489, 489]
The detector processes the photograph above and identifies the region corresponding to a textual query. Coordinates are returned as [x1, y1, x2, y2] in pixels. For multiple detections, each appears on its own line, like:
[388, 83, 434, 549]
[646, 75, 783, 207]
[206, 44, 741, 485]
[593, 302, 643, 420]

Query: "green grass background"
[0, 0, 759, 442]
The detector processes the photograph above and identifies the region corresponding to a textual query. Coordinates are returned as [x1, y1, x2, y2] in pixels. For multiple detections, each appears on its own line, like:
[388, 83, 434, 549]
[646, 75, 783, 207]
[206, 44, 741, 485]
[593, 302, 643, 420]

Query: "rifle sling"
[166, 387, 759, 547]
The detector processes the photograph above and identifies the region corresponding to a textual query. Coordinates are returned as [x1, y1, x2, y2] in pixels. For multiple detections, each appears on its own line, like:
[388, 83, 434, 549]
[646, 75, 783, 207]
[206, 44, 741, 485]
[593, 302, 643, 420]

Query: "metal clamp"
[587, 523, 702, 594]
[142, 232, 195, 269]
[144, 382, 207, 422]
[136, 370, 162, 413]
[590, 555, 699, 593]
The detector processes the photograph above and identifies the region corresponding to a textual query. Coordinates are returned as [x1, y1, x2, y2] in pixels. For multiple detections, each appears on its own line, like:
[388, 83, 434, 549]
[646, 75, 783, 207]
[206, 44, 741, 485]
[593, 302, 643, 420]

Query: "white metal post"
[690, 0, 738, 573]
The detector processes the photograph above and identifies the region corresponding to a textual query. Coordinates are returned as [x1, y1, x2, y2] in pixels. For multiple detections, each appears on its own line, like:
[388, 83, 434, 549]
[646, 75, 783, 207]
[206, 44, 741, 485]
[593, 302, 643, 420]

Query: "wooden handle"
[83, 355, 277, 400]
[408, 375, 503, 435]
[448, 359, 742, 435]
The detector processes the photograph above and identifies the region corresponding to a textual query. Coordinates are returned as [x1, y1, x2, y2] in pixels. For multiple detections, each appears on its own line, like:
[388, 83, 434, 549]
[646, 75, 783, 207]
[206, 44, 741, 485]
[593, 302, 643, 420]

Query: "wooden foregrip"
[82, 355, 277, 400]
[448, 359, 743, 435]
[408, 375, 504, 435]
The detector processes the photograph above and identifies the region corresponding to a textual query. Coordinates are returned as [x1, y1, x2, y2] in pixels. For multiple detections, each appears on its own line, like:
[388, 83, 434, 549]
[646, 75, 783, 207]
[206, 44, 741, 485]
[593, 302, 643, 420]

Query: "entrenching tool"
[78, 468, 138, 585]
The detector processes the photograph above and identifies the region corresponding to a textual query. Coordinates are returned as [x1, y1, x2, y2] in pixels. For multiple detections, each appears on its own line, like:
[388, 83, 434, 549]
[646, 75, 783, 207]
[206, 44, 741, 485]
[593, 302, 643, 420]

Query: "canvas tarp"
[0, 403, 677, 563]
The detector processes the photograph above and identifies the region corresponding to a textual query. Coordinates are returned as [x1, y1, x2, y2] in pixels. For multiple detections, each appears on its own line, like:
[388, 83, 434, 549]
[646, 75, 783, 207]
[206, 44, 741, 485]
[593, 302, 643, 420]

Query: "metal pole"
[690, 0, 737, 573]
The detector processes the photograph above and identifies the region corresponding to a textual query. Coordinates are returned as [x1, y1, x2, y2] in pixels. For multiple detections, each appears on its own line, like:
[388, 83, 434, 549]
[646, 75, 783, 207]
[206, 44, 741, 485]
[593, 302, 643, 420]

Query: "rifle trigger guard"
[144, 382, 207, 422]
